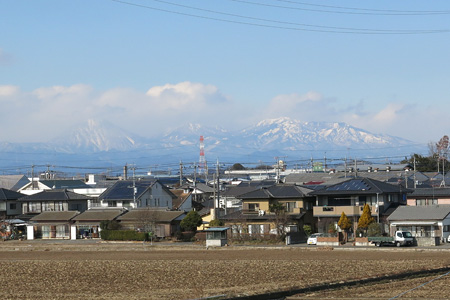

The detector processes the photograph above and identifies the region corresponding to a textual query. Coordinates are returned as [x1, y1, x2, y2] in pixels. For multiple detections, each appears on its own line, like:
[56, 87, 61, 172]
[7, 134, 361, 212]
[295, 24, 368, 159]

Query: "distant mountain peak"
[51, 119, 140, 152]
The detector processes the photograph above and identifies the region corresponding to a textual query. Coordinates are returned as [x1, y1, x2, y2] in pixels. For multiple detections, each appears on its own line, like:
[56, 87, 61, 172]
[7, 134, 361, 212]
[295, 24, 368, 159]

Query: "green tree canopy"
[358, 204, 374, 230]
[209, 219, 224, 227]
[338, 212, 352, 231]
[230, 163, 246, 171]
[180, 210, 203, 232]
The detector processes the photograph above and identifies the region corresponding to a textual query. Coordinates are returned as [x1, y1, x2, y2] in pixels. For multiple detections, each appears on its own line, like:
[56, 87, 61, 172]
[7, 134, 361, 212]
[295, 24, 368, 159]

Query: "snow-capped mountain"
[237, 117, 411, 151]
[0, 117, 424, 169]
[50, 119, 143, 152]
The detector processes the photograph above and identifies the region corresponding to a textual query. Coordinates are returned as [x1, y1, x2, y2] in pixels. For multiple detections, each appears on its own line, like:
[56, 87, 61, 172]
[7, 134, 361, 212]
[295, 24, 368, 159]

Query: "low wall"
[416, 237, 440, 247]
[317, 236, 339, 246]
[354, 237, 371, 247]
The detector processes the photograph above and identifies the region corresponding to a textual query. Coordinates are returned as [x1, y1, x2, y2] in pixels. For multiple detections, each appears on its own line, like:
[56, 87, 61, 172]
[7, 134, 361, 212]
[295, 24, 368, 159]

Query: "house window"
[285, 202, 297, 213]
[248, 203, 259, 211]
[9, 203, 16, 210]
[416, 199, 438, 206]
[108, 201, 117, 207]
[29, 202, 41, 213]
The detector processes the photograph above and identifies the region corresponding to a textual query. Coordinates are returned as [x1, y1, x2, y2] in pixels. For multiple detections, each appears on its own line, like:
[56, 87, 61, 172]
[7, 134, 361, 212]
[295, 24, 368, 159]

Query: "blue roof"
[204, 227, 229, 231]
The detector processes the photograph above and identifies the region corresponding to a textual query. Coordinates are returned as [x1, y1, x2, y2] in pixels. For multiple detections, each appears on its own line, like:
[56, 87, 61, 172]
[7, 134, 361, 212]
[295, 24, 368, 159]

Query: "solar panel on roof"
[327, 180, 371, 191]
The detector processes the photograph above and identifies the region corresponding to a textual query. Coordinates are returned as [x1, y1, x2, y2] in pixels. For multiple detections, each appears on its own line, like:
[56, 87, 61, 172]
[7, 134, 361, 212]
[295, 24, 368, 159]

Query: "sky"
[1, 0, 450, 146]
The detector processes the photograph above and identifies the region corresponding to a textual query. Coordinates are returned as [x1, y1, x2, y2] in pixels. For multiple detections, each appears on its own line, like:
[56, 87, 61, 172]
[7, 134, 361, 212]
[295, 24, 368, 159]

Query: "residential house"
[407, 188, 450, 206]
[18, 189, 91, 220]
[387, 205, 450, 244]
[310, 178, 410, 235]
[19, 179, 91, 195]
[170, 188, 193, 212]
[222, 184, 315, 237]
[117, 209, 185, 238]
[0, 188, 24, 218]
[0, 175, 30, 191]
[97, 179, 176, 209]
[27, 211, 80, 240]
[72, 209, 126, 239]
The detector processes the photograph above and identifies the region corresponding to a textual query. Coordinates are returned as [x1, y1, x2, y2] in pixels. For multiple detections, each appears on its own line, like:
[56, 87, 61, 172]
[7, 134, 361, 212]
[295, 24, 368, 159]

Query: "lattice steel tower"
[199, 135, 206, 175]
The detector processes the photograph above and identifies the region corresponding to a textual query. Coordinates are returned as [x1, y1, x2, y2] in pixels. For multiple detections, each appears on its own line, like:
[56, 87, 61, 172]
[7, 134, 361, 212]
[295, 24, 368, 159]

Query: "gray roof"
[30, 211, 80, 222]
[72, 209, 125, 222]
[99, 179, 176, 201]
[18, 189, 91, 202]
[239, 185, 311, 200]
[0, 175, 30, 191]
[0, 188, 24, 201]
[221, 186, 258, 197]
[408, 188, 450, 198]
[387, 205, 450, 221]
[39, 180, 91, 189]
[118, 210, 185, 223]
[222, 210, 305, 221]
[310, 178, 408, 196]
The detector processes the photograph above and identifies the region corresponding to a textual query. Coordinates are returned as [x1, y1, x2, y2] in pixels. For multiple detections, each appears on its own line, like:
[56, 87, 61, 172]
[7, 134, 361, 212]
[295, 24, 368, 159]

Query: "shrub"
[303, 225, 312, 236]
[100, 230, 147, 241]
[180, 211, 202, 232]
[367, 222, 383, 237]
[209, 219, 224, 227]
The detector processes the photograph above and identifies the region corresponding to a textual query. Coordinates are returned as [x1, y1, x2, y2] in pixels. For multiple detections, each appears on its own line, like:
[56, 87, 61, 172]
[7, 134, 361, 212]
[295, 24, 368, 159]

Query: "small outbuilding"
[205, 227, 229, 247]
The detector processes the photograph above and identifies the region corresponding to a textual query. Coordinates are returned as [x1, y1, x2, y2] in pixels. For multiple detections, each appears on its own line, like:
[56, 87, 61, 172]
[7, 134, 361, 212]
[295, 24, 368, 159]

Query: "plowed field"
[0, 242, 449, 300]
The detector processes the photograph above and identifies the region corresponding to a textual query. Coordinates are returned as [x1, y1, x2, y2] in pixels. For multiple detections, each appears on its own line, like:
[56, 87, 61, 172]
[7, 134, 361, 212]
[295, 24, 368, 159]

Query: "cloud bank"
[0, 82, 445, 143]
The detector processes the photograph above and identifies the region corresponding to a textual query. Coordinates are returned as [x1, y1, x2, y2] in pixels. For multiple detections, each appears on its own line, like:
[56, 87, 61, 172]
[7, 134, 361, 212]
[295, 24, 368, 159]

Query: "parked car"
[307, 233, 323, 245]
[447, 235, 450, 243]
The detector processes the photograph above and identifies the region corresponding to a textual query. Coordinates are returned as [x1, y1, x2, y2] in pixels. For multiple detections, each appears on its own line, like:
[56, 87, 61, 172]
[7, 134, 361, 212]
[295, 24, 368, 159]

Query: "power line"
[110, 0, 450, 34]
[150, 0, 445, 33]
[232, 0, 450, 16]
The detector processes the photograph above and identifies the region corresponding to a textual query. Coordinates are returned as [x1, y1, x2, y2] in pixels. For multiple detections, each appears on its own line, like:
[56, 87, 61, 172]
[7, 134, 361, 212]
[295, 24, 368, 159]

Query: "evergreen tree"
[358, 204, 374, 234]
[338, 212, 352, 242]
[180, 210, 203, 232]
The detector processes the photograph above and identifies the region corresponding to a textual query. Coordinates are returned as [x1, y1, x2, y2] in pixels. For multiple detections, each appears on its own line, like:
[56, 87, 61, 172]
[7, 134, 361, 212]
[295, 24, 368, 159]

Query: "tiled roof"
[408, 188, 450, 198]
[30, 211, 80, 222]
[39, 180, 91, 189]
[387, 205, 450, 221]
[238, 185, 311, 199]
[221, 210, 305, 221]
[310, 178, 407, 195]
[0, 188, 24, 201]
[118, 210, 185, 223]
[72, 209, 125, 221]
[18, 189, 91, 202]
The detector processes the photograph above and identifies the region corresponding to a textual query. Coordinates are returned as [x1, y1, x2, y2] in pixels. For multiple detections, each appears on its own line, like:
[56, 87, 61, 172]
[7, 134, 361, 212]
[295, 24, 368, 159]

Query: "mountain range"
[0, 117, 425, 171]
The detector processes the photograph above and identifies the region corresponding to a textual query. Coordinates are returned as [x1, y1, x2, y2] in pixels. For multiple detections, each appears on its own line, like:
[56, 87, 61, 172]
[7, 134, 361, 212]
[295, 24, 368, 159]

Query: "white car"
[447, 235, 450, 243]
[307, 233, 323, 245]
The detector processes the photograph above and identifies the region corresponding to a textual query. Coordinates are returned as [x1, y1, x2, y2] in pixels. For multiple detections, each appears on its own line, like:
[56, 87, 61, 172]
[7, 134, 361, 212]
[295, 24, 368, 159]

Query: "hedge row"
[100, 230, 147, 241]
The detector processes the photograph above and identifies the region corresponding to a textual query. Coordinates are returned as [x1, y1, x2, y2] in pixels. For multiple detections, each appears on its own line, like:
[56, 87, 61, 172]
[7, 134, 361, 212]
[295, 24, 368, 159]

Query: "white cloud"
[0, 82, 233, 142]
[0, 82, 447, 144]
[0, 85, 20, 98]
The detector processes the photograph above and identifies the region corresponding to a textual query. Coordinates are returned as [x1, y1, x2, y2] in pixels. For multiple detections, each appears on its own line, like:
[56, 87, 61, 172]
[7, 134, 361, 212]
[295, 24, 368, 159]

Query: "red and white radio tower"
[199, 136, 206, 175]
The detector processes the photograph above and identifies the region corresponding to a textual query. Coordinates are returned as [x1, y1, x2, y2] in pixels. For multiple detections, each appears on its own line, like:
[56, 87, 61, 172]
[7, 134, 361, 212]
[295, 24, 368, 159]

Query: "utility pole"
[193, 163, 197, 202]
[215, 159, 220, 220]
[179, 161, 183, 186]
[413, 156, 417, 189]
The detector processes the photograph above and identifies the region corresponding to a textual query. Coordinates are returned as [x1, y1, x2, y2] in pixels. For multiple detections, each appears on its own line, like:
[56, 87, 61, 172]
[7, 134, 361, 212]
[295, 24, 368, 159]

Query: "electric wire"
[110, 0, 450, 34]
[150, 0, 445, 33]
[272, 0, 450, 15]
[231, 0, 450, 16]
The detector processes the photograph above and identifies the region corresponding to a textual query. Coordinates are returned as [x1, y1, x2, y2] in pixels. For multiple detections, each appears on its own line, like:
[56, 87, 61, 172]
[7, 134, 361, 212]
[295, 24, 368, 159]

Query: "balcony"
[313, 206, 377, 217]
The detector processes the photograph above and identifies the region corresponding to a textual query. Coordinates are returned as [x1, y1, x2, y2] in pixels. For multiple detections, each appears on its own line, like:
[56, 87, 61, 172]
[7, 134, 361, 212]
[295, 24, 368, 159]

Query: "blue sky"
[1, 0, 450, 145]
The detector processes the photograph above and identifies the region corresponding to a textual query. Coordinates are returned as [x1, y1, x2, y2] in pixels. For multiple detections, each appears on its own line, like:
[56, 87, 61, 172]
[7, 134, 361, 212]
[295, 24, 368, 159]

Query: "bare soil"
[0, 242, 449, 300]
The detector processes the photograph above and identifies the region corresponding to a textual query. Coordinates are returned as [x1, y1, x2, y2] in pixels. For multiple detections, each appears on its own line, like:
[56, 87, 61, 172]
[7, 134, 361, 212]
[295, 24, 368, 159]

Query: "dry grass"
[0, 242, 449, 299]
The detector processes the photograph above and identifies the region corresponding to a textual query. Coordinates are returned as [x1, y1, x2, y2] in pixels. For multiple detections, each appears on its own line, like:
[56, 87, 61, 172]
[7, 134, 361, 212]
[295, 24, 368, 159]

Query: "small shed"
[205, 227, 229, 247]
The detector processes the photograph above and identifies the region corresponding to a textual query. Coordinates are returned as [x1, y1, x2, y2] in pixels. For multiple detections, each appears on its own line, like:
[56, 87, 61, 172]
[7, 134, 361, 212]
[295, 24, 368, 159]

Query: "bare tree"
[135, 208, 161, 237]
